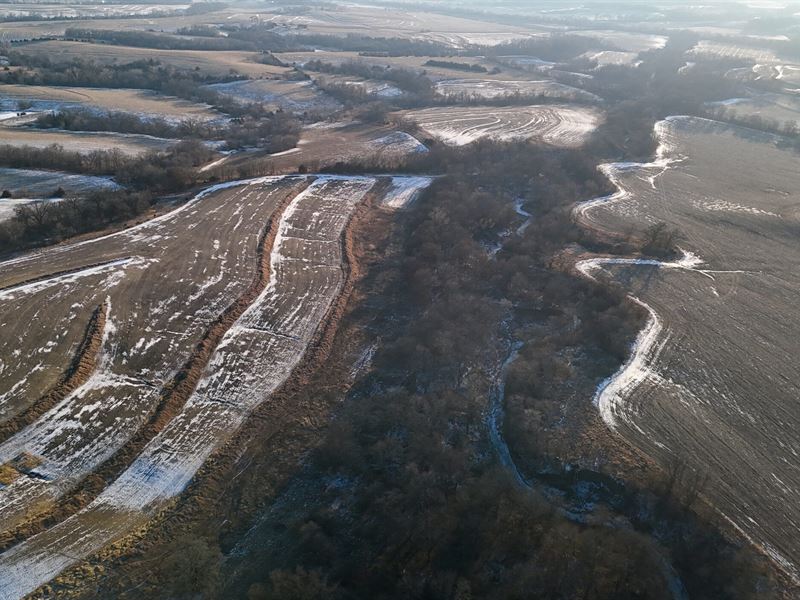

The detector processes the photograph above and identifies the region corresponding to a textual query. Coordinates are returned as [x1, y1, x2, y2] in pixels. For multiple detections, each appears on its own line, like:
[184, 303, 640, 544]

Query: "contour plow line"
[0, 175, 376, 600]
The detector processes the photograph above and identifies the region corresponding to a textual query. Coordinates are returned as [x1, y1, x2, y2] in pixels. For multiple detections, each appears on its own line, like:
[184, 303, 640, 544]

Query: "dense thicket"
[303, 59, 434, 97]
[424, 59, 488, 72]
[218, 141, 772, 600]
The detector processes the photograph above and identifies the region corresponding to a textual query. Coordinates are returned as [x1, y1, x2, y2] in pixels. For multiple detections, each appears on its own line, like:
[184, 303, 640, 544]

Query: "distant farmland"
[0, 125, 176, 155]
[0, 84, 221, 121]
[14, 41, 289, 78]
[400, 104, 602, 147]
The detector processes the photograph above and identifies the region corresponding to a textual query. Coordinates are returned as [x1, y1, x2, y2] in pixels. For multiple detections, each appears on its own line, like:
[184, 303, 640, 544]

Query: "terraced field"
[218, 124, 428, 175]
[709, 92, 800, 129]
[400, 105, 602, 147]
[0, 173, 430, 599]
[0, 168, 118, 198]
[263, 3, 543, 46]
[575, 116, 800, 581]
[688, 41, 800, 86]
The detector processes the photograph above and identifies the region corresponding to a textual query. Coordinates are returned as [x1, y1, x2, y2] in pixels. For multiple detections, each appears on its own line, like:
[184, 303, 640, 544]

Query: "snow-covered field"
[205, 79, 342, 114]
[571, 30, 668, 53]
[580, 50, 642, 68]
[0, 168, 119, 199]
[689, 40, 779, 63]
[0, 85, 220, 122]
[0, 174, 431, 598]
[367, 131, 428, 156]
[403, 105, 602, 147]
[381, 176, 434, 209]
[434, 78, 601, 102]
[0, 126, 177, 156]
[0, 3, 189, 18]
[0, 178, 304, 538]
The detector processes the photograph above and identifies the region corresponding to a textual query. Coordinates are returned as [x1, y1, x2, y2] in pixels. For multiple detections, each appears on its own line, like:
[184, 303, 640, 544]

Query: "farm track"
[573, 116, 800, 585]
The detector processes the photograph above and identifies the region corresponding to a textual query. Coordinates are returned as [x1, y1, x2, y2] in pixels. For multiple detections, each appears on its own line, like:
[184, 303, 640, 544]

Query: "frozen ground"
[434, 78, 601, 102]
[0, 174, 427, 598]
[574, 116, 800, 582]
[402, 105, 602, 147]
[205, 79, 342, 114]
[0, 126, 176, 156]
[381, 176, 434, 209]
[0, 85, 220, 122]
[0, 168, 119, 199]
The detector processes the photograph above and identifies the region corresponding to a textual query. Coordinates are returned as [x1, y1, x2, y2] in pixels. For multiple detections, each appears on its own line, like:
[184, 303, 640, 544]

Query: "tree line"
[31, 108, 301, 152]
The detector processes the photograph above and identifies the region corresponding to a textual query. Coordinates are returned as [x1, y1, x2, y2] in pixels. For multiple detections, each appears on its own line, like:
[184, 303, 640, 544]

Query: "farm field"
[689, 41, 800, 85]
[0, 85, 220, 121]
[689, 40, 781, 64]
[709, 92, 800, 128]
[0, 173, 431, 598]
[275, 51, 521, 82]
[0, 125, 176, 155]
[398, 105, 602, 147]
[580, 50, 641, 68]
[218, 123, 428, 175]
[434, 78, 601, 101]
[575, 116, 800, 581]
[13, 41, 288, 78]
[3, 0, 800, 596]
[0, 11, 250, 40]
[0, 3, 189, 18]
[262, 3, 544, 46]
[204, 79, 342, 114]
[0, 168, 118, 198]
[569, 30, 668, 53]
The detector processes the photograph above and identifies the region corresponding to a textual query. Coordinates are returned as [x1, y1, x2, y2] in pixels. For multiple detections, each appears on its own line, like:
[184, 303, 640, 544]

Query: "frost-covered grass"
[382, 176, 434, 209]
[0, 126, 176, 156]
[0, 168, 119, 201]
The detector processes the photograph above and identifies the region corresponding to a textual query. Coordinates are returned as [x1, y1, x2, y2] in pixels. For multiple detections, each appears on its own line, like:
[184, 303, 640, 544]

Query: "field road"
[575, 116, 800, 580]
[0, 174, 432, 599]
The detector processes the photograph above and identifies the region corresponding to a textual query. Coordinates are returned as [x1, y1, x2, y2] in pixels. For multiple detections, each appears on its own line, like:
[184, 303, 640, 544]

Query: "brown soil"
[40, 183, 395, 599]
[0, 302, 107, 445]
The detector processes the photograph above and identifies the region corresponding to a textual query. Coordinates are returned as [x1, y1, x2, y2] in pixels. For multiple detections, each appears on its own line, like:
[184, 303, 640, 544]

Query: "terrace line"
[0, 176, 378, 600]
